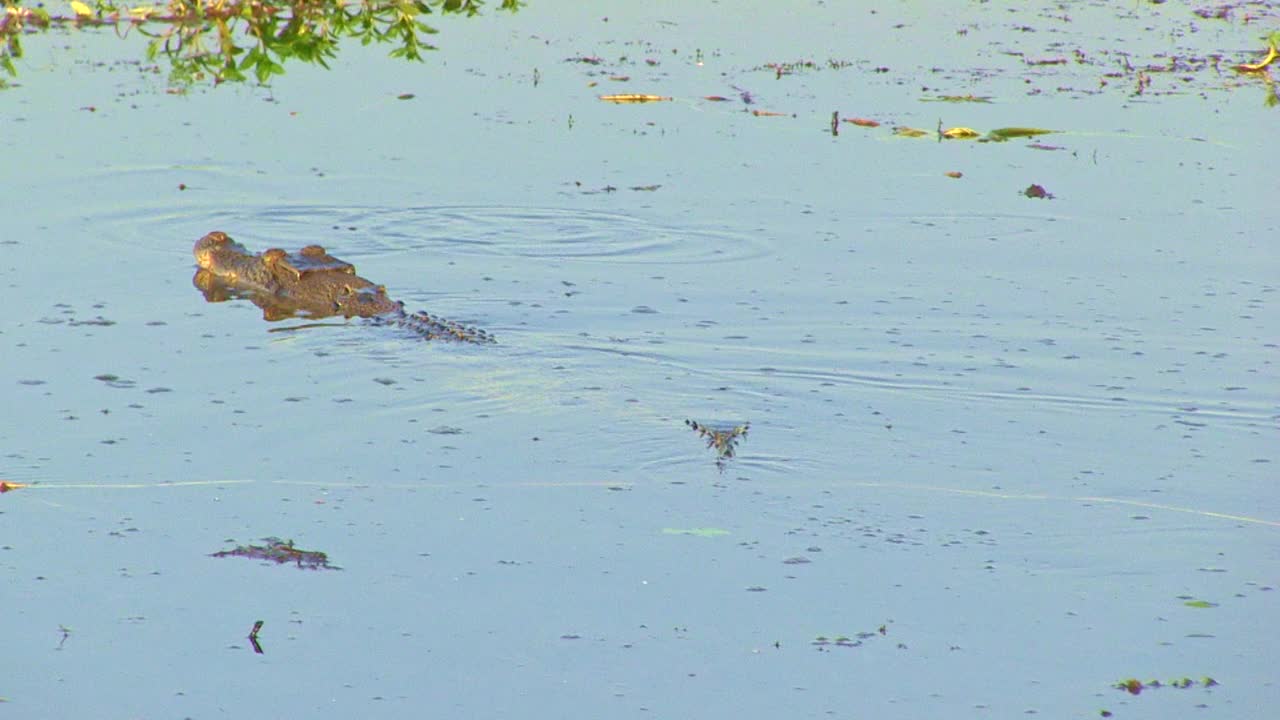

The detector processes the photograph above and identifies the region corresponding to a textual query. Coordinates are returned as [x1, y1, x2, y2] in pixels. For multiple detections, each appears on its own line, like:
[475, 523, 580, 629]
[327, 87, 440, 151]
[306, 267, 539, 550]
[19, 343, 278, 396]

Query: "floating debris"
[1114, 677, 1218, 695]
[248, 620, 265, 654]
[811, 625, 887, 649]
[598, 94, 671, 103]
[893, 126, 930, 138]
[922, 94, 993, 103]
[1023, 183, 1055, 199]
[0, 481, 28, 494]
[685, 419, 749, 467]
[211, 537, 339, 570]
[843, 117, 881, 127]
[941, 126, 981, 139]
[984, 126, 1056, 141]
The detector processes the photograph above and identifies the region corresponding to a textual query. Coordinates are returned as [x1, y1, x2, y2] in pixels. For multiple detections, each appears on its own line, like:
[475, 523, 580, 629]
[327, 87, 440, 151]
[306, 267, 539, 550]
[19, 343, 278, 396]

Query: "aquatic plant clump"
[211, 537, 340, 569]
[685, 419, 749, 468]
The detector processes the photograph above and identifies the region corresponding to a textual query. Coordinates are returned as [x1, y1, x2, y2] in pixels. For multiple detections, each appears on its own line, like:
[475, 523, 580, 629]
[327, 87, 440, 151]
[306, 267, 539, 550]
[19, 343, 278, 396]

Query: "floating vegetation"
[0, 0, 523, 88]
[812, 624, 889, 650]
[685, 419, 749, 467]
[941, 126, 981, 139]
[1182, 598, 1219, 608]
[1114, 677, 1218, 695]
[0, 480, 28, 493]
[892, 126, 930, 138]
[750, 58, 853, 78]
[1233, 38, 1278, 73]
[598, 94, 671, 103]
[843, 117, 880, 127]
[984, 127, 1056, 142]
[247, 620, 265, 654]
[1023, 183, 1054, 199]
[922, 94, 993, 103]
[211, 537, 339, 570]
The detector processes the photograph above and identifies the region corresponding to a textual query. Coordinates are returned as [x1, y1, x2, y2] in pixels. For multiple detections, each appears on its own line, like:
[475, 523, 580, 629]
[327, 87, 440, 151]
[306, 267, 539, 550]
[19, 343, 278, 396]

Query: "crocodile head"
[193, 231, 251, 271]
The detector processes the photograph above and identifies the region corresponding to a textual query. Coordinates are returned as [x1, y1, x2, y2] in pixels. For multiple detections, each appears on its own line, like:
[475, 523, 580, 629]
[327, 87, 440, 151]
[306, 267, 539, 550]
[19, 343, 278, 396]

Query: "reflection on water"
[0, 0, 523, 88]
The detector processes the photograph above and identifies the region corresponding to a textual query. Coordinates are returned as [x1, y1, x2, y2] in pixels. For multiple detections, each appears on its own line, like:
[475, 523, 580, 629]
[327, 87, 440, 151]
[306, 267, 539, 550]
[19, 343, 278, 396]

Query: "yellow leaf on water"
[893, 126, 930, 138]
[70, 0, 93, 16]
[1234, 42, 1278, 72]
[0, 481, 29, 494]
[942, 127, 981, 139]
[599, 94, 671, 104]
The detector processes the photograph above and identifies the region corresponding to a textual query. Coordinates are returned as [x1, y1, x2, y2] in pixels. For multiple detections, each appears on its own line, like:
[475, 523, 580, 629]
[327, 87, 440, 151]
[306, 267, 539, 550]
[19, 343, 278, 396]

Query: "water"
[2, 2, 1277, 717]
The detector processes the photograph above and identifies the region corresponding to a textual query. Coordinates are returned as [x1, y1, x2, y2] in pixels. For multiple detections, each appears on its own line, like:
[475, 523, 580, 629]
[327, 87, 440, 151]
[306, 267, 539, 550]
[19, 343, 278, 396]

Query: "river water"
[2, 2, 1277, 717]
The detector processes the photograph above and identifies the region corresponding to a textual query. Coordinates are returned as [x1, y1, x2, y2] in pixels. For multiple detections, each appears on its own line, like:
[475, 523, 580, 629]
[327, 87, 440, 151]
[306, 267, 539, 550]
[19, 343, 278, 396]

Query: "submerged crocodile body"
[192, 231, 492, 343]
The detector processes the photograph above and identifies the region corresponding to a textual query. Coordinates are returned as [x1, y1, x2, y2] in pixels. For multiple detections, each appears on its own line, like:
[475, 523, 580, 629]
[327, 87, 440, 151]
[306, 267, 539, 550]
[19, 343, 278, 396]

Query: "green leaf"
[985, 127, 1057, 141]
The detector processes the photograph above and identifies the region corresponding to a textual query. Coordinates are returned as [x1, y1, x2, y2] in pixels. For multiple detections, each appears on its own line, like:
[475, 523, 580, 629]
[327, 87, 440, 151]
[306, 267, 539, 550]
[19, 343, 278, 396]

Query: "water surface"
[2, 2, 1277, 718]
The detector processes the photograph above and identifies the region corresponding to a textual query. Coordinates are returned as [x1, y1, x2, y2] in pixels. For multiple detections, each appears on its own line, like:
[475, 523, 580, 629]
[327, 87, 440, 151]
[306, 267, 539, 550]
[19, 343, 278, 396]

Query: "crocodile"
[192, 231, 492, 343]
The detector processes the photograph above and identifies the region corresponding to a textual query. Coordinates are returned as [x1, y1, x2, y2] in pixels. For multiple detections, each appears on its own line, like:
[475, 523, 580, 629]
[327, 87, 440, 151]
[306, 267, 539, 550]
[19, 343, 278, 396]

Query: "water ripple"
[99, 200, 768, 266]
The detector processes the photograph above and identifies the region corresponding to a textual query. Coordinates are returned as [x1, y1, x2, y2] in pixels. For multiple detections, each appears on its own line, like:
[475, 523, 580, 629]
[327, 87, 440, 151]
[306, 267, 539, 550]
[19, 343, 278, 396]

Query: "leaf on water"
[922, 94, 992, 103]
[945, 171, 963, 179]
[0, 481, 29, 493]
[1234, 42, 1278, 72]
[1183, 599, 1218, 608]
[599, 94, 671, 103]
[70, 1, 92, 17]
[941, 127, 981, 139]
[1023, 184, 1054, 199]
[751, 109, 788, 117]
[893, 126, 929, 138]
[703, 95, 730, 101]
[843, 117, 880, 127]
[985, 127, 1056, 141]
[396, 93, 415, 100]
[1116, 679, 1144, 695]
